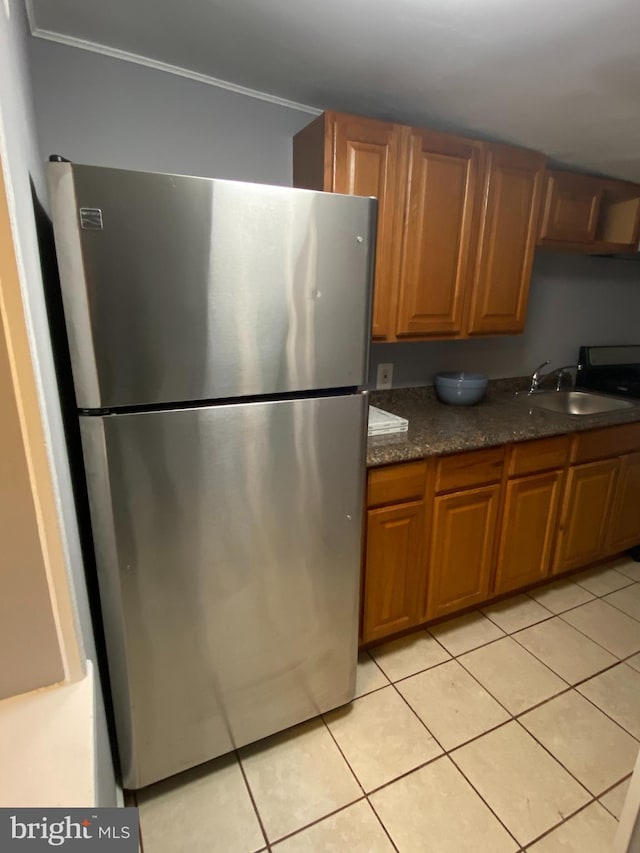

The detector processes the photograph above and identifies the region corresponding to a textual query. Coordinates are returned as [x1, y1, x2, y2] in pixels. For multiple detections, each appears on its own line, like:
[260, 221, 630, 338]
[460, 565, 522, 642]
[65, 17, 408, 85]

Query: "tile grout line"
[516, 794, 616, 850]
[600, 594, 640, 625]
[364, 648, 394, 682]
[368, 626, 456, 684]
[318, 712, 402, 852]
[319, 713, 367, 797]
[235, 748, 273, 852]
[454, 638, 572, 714]
[522, 567, 636, 613]
[136, 565, 640, 851]
[555, 606, 640, 660]
[378, 597, 639, 838]
[385, 667, 524, 850]
[443, 606, 640, 745]
[450, 714, 633, 849]
[512, 681, 639, 743]
[572, 575, 636, 599]
[512, 715, 596, 798]
[509, 626, 624, 685]
[362, 797, 401, 853]
[481, 593, 558, 628]
[382, 652, 457, 688]
[573, 681, 640, 741]
[264, 796, 369, 850]
[487, 606, 640, 743]
[347, 574, 640, 845]
[425, 628, 507, 660]
[273, 576, 640, 848]
[598, 773, 634, 819]
[488, 584, 640, 667]
[482, 608, 556, 634]
[371, 668, 633, 850]
[321, 694, 412, 851]
[322, 692, 420, 853]
[442, 753, 525, 850]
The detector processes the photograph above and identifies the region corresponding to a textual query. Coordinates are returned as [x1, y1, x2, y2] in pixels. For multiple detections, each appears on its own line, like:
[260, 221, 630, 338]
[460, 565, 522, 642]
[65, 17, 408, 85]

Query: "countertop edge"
[366, 387, 640, 468]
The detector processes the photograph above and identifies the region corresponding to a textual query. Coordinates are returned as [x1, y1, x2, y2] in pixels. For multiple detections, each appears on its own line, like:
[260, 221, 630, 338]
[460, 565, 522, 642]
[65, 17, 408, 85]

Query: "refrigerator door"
[80, 393, 366, 788]
[49, 163, 376, 410]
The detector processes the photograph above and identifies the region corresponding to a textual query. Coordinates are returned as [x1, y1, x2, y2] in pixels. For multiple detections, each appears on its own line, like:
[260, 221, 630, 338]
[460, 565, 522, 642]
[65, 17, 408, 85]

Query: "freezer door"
[49, 163, 376, 409]
[80, 393, 366, 788]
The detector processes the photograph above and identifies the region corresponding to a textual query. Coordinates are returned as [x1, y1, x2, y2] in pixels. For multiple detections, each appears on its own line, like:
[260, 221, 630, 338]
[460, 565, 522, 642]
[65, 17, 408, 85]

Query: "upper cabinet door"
[538, 171, 602, 244]
[467, 145, 545, 336]
[331, 114, 402, 340]
[395, 128, 481, 338]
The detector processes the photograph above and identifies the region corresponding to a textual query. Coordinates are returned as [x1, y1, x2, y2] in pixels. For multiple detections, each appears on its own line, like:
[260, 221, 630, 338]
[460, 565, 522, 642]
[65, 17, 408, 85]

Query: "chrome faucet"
[554, 365, 579, 391]
[529, 360, 551, 394]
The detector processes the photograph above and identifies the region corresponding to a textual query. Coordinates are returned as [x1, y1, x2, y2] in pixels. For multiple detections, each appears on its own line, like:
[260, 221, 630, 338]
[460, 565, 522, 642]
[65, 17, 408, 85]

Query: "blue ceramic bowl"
[435, 372, 488, 405]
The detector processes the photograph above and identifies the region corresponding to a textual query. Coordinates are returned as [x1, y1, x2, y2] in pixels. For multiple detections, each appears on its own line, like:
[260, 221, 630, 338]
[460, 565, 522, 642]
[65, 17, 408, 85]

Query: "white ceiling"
[28, 0, 640, 181]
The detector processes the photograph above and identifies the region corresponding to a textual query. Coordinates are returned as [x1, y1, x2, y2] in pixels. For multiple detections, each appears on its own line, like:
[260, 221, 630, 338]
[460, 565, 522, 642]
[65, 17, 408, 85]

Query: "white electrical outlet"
[376, 363, 393, 390]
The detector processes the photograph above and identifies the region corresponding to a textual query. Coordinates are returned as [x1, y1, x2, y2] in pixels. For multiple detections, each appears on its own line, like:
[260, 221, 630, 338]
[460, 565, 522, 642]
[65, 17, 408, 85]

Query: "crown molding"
[27, 15, 322, 116]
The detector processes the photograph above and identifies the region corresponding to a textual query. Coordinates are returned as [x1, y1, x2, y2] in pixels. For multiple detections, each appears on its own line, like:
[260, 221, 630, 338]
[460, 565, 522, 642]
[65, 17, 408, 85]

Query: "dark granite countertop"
[367, 380, 640, 467]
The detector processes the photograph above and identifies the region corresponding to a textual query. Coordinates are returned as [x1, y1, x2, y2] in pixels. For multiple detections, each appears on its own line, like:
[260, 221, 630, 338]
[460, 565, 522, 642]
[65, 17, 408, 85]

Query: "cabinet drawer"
[508, 435, 570, 477]
[435, 447, 504, 493]
[368, 461, 427, 508]
[571, 423, 640, 464]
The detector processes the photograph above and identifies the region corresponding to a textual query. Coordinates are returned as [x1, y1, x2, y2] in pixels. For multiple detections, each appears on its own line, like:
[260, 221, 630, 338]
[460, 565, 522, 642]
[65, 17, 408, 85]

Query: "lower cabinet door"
[607, 451, 640, 553]
[553, 458, 619, 573]
[494, 471, 563, 595]
[362, 501, 425, 643]
[425, 484, 500, 620]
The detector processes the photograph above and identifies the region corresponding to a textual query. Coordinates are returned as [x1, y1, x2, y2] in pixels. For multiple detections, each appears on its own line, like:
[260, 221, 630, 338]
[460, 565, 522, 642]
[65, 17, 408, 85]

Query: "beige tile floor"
[134, 558, 640, 852]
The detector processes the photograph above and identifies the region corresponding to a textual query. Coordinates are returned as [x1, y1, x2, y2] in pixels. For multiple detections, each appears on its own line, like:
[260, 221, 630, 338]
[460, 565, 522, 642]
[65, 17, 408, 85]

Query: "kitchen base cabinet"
[362, 501, 424, 644]
[552, 459, 619, 574]
[607, 452, 640, 553]
[425, 485, 500, 620]
[361, 423, 640, 647]
[494, 471, 563, 595]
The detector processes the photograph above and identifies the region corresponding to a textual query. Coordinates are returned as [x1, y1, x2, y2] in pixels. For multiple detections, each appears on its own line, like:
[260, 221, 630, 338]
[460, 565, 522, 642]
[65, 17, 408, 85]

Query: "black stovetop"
[577, 345, 640, 399]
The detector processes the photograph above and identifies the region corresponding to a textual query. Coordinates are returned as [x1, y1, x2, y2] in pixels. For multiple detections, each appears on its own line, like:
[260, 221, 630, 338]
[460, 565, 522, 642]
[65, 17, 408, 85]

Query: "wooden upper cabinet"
[293, 112, 547, 342]
[537, 170, 640, 252]
[332, 114, 403, 340]
[293, 112, 402, 340]
[539, 171, 602, 245]
[467, 144, 546, 336]
[395, 129, 481, 338]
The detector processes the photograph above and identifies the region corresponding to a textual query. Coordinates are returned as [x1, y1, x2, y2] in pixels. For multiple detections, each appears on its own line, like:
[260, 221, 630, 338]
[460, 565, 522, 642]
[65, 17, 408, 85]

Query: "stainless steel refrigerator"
[47, 162, 376, 789]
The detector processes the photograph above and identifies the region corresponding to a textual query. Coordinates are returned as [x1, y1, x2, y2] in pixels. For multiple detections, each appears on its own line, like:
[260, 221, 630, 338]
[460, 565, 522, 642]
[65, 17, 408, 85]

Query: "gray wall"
[1, 5, 116, 804]
[29, 39, 314, 183]
[29, 37, 640, 393]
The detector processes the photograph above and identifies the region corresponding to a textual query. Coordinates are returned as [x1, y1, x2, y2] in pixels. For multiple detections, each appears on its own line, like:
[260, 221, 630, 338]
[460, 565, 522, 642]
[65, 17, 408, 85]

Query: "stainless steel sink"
[527, 390, 637, 416]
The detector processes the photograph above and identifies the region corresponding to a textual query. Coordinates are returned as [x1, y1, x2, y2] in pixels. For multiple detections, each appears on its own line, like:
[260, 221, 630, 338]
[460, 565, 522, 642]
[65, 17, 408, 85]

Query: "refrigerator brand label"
[79, 208, 104, 230]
